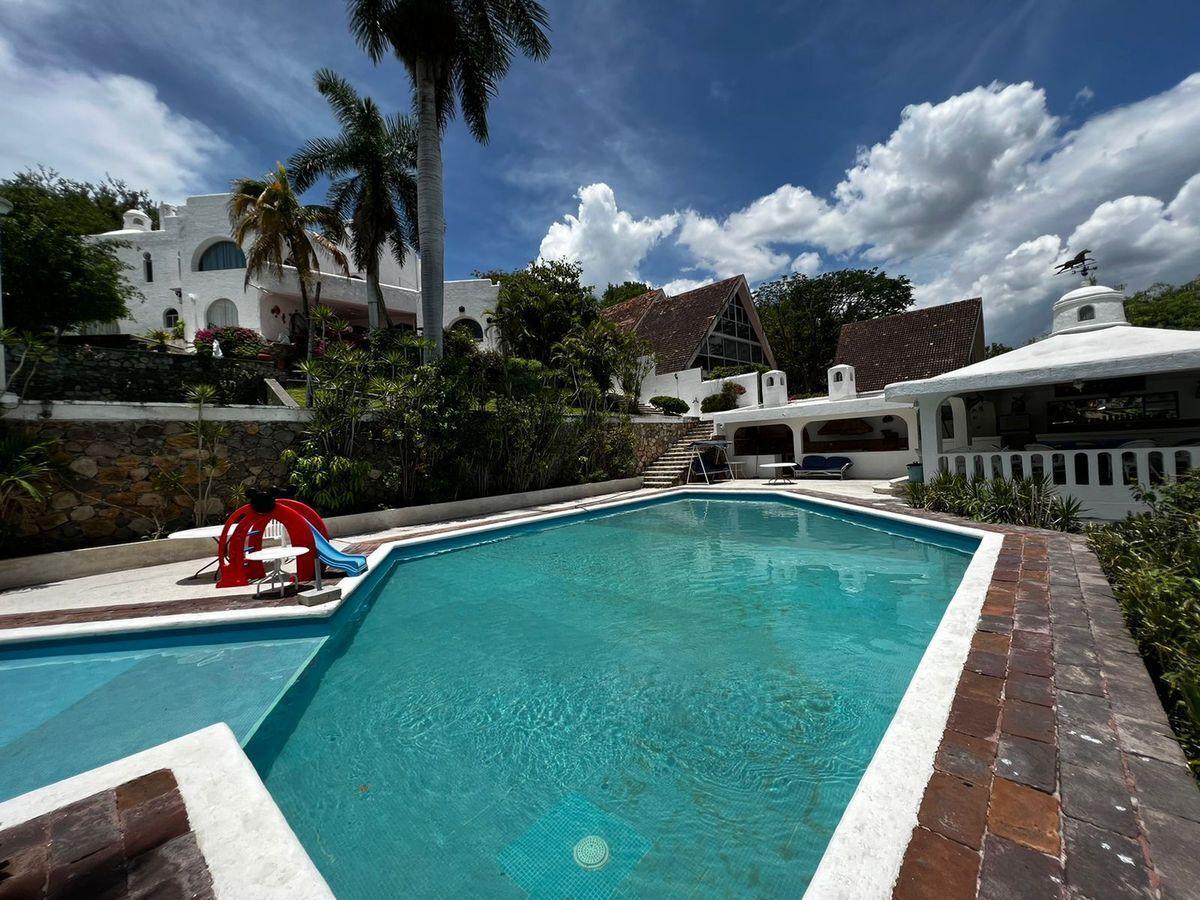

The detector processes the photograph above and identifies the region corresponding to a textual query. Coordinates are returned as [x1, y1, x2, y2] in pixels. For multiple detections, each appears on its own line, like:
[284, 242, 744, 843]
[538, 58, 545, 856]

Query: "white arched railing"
[937, 446, 1199, 518]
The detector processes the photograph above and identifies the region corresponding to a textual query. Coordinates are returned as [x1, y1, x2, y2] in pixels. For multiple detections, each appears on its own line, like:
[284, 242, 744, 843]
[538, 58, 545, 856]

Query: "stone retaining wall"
[4, 413, 681, 557]
[631, 420, 693, 470]
[6, 345, 275, 404]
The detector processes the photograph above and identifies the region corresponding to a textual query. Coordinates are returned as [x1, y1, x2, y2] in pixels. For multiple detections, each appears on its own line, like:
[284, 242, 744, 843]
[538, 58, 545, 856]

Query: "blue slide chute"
[308, 525, 368, 576]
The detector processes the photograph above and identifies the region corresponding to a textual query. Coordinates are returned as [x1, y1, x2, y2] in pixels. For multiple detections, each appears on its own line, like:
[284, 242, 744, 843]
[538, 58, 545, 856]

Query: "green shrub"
[1088, 473, 1200, 775]
[903, 472, 1082, 532]
[699, 381, 745, 414]
[649, 395, 689, 416]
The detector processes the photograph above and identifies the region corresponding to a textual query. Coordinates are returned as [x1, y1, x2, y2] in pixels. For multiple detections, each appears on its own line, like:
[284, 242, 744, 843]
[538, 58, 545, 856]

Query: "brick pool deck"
[0, 769, 214, 898]
[883, 520, 1200, 900]
[2, 485, 1196, 897]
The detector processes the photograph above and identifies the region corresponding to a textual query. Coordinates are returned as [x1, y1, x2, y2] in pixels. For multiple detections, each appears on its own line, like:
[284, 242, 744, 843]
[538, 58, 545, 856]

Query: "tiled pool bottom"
[247, 497, 976, 897]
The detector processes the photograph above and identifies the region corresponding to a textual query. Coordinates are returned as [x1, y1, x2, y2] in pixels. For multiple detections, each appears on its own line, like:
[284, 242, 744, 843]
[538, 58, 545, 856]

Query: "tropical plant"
[0, 176, 136, 336]
[151, 383, 229, 526]
[0, 426, 58, 536]
[485, 259, 599, 366]
[650, 395, 689, 416]
[228, 164, 349, 405]
[0, 329, 53, 399]
[903, 471, 1083, 532]
[708, 363, 768, 380]
[348, 0, 552, 359]
[1088, 472, 1200, 774]
[290, 68, 420, 332]
[755, 268, 913, 395]
[601, 280, 651, 307]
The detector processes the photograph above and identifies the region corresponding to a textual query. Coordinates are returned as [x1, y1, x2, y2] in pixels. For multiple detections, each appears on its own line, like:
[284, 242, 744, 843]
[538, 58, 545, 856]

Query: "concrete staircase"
[642, 421, 715, 488]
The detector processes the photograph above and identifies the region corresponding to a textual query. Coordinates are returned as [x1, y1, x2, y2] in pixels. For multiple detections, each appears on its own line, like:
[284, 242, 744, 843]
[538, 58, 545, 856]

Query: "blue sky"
[2, 0, 1200, 344]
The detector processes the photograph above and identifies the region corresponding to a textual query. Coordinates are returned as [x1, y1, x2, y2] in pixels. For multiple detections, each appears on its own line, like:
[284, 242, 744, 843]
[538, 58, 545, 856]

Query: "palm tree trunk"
[301, 278, 314, 407]
[415, 57, 445, 360]
[366, 257, 391, 330]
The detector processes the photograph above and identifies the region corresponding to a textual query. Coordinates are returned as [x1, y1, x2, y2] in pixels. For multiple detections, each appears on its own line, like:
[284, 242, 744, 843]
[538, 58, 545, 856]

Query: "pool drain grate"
[573, 835, 610, 870]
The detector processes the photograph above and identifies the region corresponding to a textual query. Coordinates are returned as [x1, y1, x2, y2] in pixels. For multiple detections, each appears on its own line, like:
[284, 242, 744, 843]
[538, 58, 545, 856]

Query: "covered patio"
[886, 284, 1200, 518]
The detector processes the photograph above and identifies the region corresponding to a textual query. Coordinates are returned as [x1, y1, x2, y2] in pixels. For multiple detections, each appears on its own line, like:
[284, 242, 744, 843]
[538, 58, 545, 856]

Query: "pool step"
[641, 422, 717, 488]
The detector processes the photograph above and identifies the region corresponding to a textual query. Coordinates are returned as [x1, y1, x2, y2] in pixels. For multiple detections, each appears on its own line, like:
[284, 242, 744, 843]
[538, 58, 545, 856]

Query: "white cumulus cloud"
[0, 35, 227, 197]
[538, 183, 678, 288]
[537, 72, 1200, 342]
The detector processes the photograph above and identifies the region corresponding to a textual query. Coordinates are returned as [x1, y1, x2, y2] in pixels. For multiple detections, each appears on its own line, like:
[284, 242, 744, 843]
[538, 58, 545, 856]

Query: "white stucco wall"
[90, 194, 499, 349]
[639, 367, 760, 415]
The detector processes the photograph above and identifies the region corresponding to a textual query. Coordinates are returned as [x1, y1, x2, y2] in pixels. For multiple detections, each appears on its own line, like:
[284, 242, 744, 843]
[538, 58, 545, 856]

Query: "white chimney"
[761, 370, 788, 407]
[828, 364, 857, 400]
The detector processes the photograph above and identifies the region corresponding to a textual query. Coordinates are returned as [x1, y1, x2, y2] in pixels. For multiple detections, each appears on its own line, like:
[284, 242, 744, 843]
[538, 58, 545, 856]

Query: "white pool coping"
[0, 487, 999, 897]
[0, 724, 332, 899]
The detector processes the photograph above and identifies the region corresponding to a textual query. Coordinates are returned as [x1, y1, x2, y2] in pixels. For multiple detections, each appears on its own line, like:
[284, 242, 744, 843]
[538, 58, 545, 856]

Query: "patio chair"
[795, 455, 853, 479]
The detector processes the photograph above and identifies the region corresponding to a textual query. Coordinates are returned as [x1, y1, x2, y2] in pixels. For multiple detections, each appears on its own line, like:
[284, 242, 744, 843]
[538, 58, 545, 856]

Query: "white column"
[916, 395, 947, 477]
[947, 396, 969, 449]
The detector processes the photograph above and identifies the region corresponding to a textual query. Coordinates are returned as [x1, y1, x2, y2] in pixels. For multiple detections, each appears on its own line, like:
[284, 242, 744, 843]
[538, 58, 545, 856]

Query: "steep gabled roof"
[835, 297, 984, 392]
[602, 275, 774, 374]
[601, 288, 662, 334]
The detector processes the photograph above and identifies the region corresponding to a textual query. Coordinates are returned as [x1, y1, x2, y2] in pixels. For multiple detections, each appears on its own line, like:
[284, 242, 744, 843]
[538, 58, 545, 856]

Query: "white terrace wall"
[639, 367, 760, 415]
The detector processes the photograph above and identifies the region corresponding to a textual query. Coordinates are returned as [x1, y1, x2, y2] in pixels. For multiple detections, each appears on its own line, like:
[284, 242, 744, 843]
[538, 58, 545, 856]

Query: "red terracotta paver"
[893, 827, 981, 900]
[917, 772, 990, 850]
[988, 777, 1061, 855]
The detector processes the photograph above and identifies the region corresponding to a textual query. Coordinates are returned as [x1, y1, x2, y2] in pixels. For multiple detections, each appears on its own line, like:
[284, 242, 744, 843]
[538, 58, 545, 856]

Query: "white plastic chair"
[264, 519, 290, 547]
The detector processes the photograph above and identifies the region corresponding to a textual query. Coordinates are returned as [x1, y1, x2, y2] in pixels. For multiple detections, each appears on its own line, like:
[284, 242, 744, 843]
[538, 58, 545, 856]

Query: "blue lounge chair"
[795, 455, 853, 479]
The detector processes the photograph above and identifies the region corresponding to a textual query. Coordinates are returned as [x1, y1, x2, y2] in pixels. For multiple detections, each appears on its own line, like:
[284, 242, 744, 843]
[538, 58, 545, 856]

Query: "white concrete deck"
[0, 480, 900, 619]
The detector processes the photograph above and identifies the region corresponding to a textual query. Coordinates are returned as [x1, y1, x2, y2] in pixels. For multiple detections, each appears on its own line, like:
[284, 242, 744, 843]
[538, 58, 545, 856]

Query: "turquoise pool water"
[0, 494, 975, 896]
[249, 496, 975, 896]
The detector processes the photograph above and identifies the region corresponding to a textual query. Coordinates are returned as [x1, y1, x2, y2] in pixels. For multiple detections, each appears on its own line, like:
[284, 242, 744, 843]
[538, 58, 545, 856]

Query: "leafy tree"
[602, 280, 651, 307]
[290, 68, 420, 332]
[347, 0, 552, 360]
[755, 268, 913, 395]
[985, 342, 1014, 358]
[0, 177, 136, 335]
[228, 165, 348, 405]
[5, 167, 159, 232]
[483, 259, 599, 366]
[1125, 277, 1200, 330]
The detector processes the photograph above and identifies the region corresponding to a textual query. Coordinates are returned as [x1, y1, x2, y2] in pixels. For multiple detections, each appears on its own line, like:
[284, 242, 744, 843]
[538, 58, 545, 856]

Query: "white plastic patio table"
[760, 462, 796, 484]
[167, 524, 226, 578]
[246, 546, 310, 599]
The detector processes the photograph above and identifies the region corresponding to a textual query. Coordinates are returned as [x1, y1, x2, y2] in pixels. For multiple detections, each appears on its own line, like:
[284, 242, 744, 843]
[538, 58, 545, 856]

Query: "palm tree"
[229, 165, 348, 405]
[347, 0, 551, 359]
[290, 68, 420, 333]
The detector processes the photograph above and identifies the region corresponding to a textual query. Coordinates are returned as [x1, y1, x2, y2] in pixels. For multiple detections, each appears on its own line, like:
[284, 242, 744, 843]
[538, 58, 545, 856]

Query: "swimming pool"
[0, 493, 978, 896]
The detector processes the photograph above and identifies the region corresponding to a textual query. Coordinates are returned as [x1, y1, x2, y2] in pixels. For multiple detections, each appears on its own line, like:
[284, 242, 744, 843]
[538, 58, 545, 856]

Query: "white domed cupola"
[1052, 284, 1127, 335]
[122, 208, 152, 232]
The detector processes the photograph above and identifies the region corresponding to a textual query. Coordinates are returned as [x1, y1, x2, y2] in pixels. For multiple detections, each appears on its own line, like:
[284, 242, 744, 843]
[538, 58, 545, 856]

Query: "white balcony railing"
[936, 445, 1200, 518]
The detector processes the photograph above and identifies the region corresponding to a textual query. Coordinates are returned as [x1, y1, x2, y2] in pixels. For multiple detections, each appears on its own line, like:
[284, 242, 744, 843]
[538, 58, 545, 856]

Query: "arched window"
[1078, 305, 1095, 322]
[206, 298, 239, 328]
[449, 318, 484, 341]
[163, 308, 179, 329]
[198, 241, 247, 271]
[143, 251, 153, 283]
[833, 371, 844, 382]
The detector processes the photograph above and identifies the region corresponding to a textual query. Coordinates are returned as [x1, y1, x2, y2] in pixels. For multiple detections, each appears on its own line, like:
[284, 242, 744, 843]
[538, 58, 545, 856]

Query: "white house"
[706, 298, 986, 480]
[886, 282, 1200, 518]
[89, 195, 498, 347]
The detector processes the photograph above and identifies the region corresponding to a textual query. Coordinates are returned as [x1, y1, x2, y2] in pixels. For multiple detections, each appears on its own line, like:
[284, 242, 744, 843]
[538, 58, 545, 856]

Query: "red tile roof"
[834, 298, 984, 392]
[602, 276, 775, 374]
[601, 288, 662, 334]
